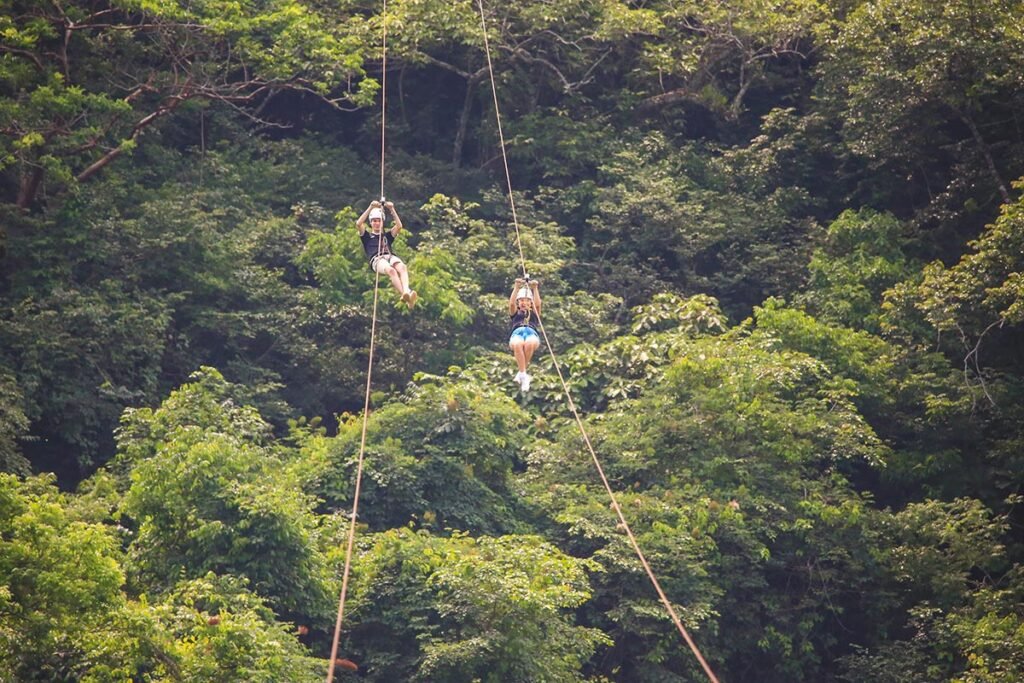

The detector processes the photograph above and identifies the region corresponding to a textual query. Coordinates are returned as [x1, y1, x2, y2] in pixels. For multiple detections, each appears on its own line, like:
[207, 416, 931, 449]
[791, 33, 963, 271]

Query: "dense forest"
[2, 0, 1023, 680]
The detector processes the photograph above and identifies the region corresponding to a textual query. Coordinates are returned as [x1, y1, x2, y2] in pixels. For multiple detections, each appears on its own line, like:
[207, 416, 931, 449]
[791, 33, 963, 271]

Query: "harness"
[509, 305, 537, 334]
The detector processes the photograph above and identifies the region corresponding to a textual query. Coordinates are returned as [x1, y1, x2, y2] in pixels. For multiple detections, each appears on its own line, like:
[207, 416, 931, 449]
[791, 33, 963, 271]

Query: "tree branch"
[958, 319, 1003, 409]
[75, 99, 185, 182]
[636, 87, 703, 113]
[416, 53, 475, 80]
[0, 45, 44, 70]
[955, 107, 1012, 203]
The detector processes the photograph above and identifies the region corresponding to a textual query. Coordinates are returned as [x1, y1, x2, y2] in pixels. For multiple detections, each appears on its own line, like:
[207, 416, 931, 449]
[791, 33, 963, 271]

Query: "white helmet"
[516, 287, 532, 300]
[369, 207, 384, 220]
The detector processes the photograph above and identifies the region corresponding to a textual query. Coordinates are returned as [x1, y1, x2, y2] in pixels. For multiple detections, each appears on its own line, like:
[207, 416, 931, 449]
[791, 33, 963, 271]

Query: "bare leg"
[383, 266, 404, 297]
[522, 337, 540, 367]
[509, 340, 528, 373]
[395, 262, 411, 293]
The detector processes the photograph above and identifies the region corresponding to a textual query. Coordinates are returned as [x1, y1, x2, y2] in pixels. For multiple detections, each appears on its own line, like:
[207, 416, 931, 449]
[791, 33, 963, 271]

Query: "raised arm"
[530, 280, 541, 316]
[355, 200, 380, 235]
[509, 278, 524, 315]
[384, 200, 403, 237]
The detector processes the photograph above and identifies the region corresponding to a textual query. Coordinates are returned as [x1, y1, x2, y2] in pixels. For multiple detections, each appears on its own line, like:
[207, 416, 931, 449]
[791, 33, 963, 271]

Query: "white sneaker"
[520, 373, 532, 392]
[513, 371, 524, 386]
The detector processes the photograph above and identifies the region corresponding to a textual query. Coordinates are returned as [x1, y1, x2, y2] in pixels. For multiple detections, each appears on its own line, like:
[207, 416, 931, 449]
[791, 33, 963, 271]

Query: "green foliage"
[752, 299, 897, 410]
[801, 208, 912, 332]
[948, 578, 1024, 683]
[628, 0, 827, 118]
[300, 204, 477, 324]
[746, 300, 1004, 506]
[0, 370, 29, 474]
[521, 293, 727, 412]
[879, 498, 1008, 607]
[0, 0, 374, 205]
[631, 293, 729, 336]
[819, 0, 1024, 229]
[0, 473, 127, 681]
[839, 606, 960, 683]
[114, 367, 272, 465]
[1, 0, 1024, 680]
[140, 574, 324, 683]
[408, 245, 477, 324]
[911, 184, 1024, 335]
[820, 0, 1024, 159]
[419, 192, 578, 295]
[299, 210, 379, 305]
[841, 502, 1024, 683]
[521, 326, 890, 680]
[0, 284, 174, 469]
[580, 131, 815, 312]
[347, 527, 609, 682]
[65, 573, 323, 683]
[313, 373, 532, 534]
[116, 368, 334, 622]
[387, 0, 660, 94]
[1, 138, 384, 472]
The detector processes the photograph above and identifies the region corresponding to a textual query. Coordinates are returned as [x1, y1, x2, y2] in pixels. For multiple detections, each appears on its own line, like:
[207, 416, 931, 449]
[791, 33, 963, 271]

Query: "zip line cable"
[476, 0, 527, 279]
[325, 2, 389, 680]
[379, 1, 387, 203]
[474, 2, 721, 681]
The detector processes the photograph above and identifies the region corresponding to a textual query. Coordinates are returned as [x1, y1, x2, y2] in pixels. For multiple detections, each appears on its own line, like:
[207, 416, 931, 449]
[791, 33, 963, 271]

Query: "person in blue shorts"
[508, 278, 541, 392]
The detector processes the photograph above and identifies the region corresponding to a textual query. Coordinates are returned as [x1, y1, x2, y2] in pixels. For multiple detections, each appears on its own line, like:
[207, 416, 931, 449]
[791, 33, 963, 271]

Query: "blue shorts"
[509, 326, 539, 344]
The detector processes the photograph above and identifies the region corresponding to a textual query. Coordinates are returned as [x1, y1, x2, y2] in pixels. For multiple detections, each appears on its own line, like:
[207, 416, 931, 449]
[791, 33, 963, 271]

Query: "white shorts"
[370, 254, 404, 273]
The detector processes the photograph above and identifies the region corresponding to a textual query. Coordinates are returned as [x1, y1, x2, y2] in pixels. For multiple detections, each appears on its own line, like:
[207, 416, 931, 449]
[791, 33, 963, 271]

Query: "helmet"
[516, 287, 532, 300]
[368, 208, 384, 220]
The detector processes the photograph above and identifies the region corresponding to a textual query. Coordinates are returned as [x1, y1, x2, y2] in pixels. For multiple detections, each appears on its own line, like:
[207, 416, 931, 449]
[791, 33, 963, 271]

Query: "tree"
[840, 499, 1024, 683]
[0, 473, 128, 680]
[0, 137, 376, 475]
[749, 299, 981, 506]
[577, 130, 815, 313]
[819, 0, 1024, 223]
[521, 322, 891, 680]
[631, 0, 826, 121]
[311, 373, 533, 534]
[906, 183, 1024, 369]
[137, 574, 325, 683]
[345, 527, 609, 682]
[0, 0, 375, 208]
[800, 208, 912, 333]
[116, 368, 335, 622]
[377, 0, 660, 165]
[0, 370, 29, 474]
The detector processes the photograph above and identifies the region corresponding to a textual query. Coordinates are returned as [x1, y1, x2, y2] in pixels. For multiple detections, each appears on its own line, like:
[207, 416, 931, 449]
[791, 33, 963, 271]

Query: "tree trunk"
[729, 64, 756, 121]
[957, 108, 1011, 203]
[16, 166, 44, 210]
[452, 76, 478, 168]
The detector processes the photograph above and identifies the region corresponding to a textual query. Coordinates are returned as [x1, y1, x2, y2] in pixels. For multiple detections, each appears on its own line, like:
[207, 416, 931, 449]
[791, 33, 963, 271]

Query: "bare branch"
[415, 52, 477, 80]
[65, 22, 208, 32]
[636, 87, 704, 113]
[0, 46, 45, 71]
[75, 97, 186, 182]
[502, 45, 575, 92]
[958, 319, 1004, 409]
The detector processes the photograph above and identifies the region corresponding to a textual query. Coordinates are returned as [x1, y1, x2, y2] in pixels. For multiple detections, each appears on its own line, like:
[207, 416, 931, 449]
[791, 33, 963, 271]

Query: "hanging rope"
[476, 0, 527, 279]
[474, 2, 721, 682]
[379, 0, 388, 202]
[325, 3, 389, 681]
